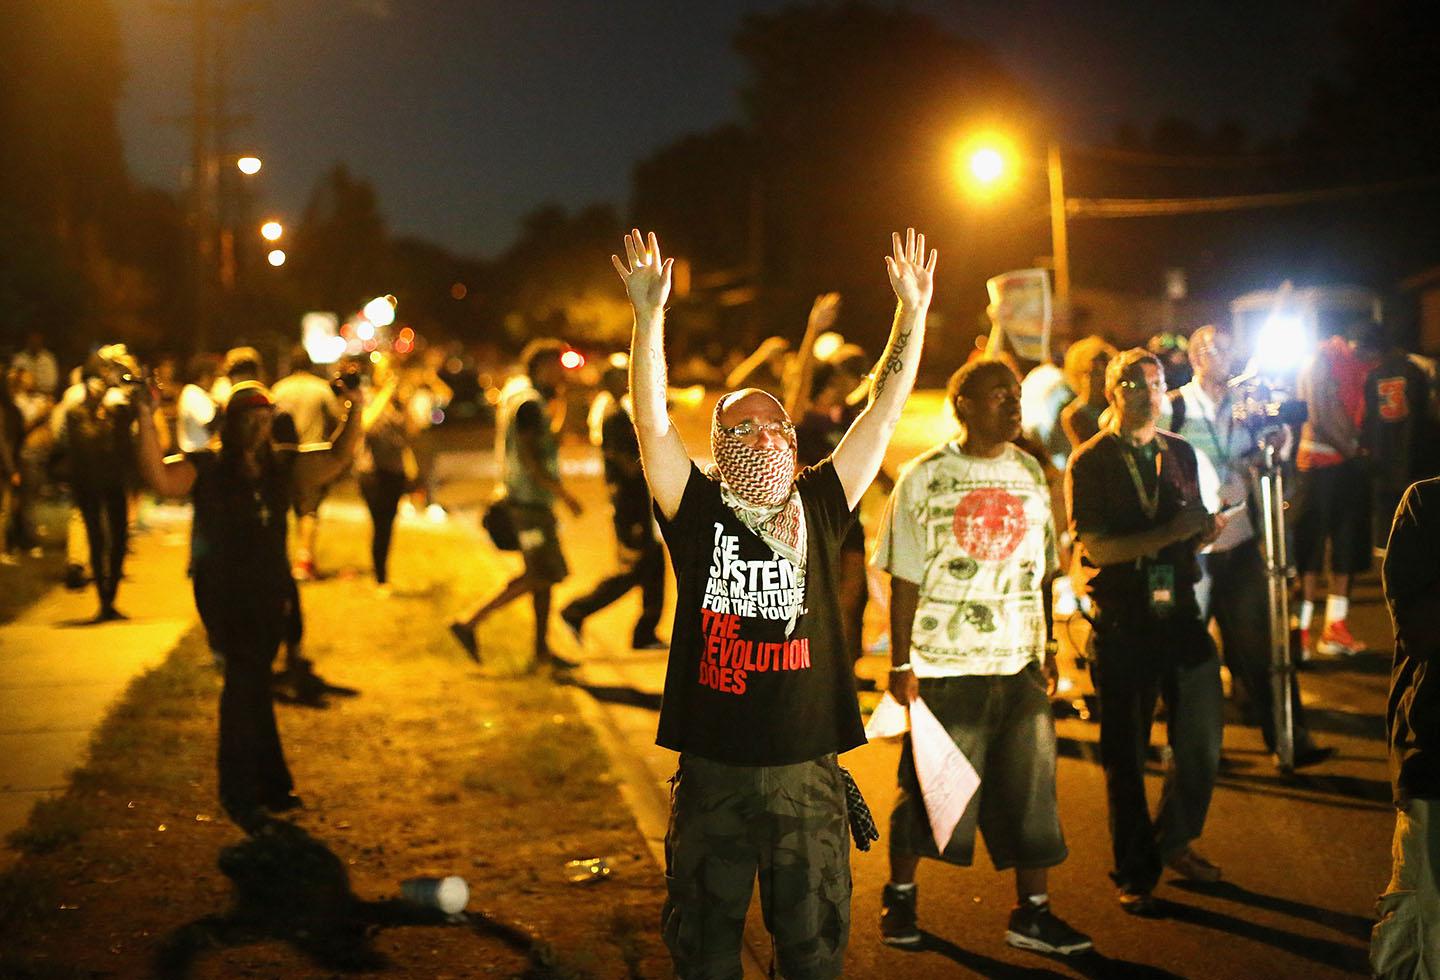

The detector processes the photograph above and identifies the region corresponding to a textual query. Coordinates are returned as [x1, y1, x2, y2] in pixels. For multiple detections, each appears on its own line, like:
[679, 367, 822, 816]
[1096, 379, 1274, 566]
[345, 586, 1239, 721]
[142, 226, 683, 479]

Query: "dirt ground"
[0, 516, 671, 979]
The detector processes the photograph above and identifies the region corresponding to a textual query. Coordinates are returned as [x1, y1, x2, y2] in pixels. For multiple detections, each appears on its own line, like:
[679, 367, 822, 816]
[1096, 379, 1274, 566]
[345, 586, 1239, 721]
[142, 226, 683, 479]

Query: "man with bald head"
[615, 228, 936, 979]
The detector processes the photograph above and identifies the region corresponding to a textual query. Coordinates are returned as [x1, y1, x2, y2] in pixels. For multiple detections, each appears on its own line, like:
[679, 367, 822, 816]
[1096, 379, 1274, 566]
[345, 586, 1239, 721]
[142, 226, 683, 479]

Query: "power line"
[1066, 144, 1313, 169]
[1067, 174, 1440, 219]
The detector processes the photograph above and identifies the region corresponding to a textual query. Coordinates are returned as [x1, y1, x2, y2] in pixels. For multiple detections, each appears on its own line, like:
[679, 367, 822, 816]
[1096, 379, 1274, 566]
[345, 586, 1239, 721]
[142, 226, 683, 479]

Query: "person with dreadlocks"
[615, 227, 936, 979]
[132, 374, 364, 833]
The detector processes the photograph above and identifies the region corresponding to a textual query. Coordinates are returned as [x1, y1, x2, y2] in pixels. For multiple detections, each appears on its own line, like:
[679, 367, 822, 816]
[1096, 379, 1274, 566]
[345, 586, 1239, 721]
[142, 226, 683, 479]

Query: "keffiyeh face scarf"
[709, 392, 808, 635]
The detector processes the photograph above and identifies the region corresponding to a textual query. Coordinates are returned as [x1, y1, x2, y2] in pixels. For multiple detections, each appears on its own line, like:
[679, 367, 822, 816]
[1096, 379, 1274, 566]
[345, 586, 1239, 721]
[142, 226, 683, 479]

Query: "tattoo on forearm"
[870, 329, 911, 400]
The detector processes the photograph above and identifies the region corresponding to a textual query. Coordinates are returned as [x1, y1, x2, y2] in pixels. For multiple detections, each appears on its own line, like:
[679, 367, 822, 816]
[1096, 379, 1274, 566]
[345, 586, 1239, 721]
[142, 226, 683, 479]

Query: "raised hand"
[611, 228, 673, 318]
[884, 227, 938, 311]
[808, 292, 842, 333]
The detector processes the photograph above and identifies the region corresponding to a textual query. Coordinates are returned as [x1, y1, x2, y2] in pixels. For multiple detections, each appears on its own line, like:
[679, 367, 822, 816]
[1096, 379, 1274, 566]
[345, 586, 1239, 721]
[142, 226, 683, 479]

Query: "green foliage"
[0, 0, 181, 353]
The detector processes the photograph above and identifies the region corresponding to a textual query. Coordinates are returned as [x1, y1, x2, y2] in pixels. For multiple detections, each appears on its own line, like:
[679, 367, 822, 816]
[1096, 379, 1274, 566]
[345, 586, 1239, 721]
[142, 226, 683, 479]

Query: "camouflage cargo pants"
[663, 753, 851, 980]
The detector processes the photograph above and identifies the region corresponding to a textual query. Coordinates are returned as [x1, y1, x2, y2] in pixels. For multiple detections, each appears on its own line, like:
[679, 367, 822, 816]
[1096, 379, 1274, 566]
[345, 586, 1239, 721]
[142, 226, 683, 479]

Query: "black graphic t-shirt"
[656, 458, 865, 765]
[189, 449, 297, 646]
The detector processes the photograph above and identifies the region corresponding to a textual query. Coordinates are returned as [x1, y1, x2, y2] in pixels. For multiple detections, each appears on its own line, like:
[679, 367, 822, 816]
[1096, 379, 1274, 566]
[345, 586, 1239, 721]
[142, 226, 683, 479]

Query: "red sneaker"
[1318, 619, 1366, 656]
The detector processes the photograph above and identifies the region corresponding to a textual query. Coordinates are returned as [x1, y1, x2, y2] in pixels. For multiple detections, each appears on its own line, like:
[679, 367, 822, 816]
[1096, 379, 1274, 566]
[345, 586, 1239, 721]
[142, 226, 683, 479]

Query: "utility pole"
[160, 0, 266, 354]
[189, 0, 215, 354]
[1046, 142, 1070, 306]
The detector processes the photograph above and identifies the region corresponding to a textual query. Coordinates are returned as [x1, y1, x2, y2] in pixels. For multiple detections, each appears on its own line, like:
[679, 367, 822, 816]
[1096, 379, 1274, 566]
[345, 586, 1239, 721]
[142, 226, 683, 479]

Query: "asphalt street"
[0, 389, 1394, 977]
[532, 390, 1392, 979]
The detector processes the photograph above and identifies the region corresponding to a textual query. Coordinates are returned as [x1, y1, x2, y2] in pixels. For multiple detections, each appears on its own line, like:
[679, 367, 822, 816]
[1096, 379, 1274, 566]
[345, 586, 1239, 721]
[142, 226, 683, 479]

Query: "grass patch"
[4, 797, 96, 856]
[0, 498, 668, 978]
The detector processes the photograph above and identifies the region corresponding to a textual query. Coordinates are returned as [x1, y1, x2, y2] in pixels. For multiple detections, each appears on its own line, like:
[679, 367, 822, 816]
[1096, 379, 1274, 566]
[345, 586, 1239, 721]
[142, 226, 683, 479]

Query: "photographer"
[1173, 326, 1330, 770]
[133, 372, 364, 832]
[55, 350, 137, 621]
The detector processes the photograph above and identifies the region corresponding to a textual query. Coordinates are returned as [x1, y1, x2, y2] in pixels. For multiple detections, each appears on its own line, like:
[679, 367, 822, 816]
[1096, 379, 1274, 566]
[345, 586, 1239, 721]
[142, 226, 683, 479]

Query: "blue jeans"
[1090, 613, 1223, 893]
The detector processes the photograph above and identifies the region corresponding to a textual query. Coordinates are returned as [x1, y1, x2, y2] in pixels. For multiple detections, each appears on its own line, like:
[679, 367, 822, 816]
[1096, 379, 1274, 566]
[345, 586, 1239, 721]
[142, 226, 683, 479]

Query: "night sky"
[116, 0, 1349, 259]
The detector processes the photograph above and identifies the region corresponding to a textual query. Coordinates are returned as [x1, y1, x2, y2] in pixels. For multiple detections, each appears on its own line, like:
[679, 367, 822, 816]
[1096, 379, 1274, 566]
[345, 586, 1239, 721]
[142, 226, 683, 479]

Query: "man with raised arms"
[615, 227, 935, 979]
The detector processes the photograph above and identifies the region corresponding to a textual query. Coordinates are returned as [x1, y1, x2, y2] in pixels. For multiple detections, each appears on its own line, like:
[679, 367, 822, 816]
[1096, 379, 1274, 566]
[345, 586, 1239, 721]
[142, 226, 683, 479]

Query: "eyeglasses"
[1117, 378, 1167, 394]
[720, 419, 796, 441]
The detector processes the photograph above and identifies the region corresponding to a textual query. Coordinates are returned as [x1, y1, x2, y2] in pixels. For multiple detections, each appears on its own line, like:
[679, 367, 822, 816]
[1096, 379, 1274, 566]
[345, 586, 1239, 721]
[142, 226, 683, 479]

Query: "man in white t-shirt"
[177, 354, 220, 454]
[872, 359, 1091, 957]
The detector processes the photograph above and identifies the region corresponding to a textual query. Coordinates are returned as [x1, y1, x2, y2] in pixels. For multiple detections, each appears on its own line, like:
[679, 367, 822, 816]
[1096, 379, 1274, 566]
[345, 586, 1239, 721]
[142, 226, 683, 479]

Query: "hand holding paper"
[908, 696, 981, 853]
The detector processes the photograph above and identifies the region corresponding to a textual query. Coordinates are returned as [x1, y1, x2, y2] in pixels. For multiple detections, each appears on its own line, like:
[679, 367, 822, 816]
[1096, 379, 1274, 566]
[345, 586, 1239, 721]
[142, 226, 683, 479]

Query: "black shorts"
[291, 480, 331, 519]
[513, 503, 568, 584]
[890, 664, 1068, 870]
[1292, 462, 1372, 576]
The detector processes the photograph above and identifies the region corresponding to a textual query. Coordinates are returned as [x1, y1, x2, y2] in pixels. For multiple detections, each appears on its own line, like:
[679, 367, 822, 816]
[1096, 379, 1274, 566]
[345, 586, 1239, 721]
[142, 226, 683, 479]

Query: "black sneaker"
[1005, 902, 1093, 955]
[1281, 742, 1337, 772]
[1117, 887, 1161, 917]
[449, 622, 480, 663]
[880, 883, 922, 947]
[559, 608, 584, 645]
[537, 650, 580, 672]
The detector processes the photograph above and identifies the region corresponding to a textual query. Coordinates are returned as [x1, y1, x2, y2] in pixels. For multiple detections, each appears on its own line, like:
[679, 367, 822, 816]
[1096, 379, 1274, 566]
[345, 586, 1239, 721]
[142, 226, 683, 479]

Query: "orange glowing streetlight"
[955, 132, 1070, 302]
[237, 156, 262, 175]
[267, 248, 287, 267]
[956, 133, 1018, 194]
[260, 220, 283, 241]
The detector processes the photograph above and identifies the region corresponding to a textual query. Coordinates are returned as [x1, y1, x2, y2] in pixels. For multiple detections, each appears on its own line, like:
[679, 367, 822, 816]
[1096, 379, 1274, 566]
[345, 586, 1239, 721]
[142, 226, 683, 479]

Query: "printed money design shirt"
[873, 442, 1057, 678]
[656, 460, 866, 766]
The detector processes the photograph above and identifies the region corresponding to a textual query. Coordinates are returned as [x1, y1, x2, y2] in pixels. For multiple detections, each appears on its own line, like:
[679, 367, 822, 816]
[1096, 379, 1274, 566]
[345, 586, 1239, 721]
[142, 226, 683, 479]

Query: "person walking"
[450, 339, 582, 670]
[560, 359, 666, 648]
[355, 362, 416, 593]
[271, 347, 343, 581]
[618, 227, 935, 979]
[133, 376, 363, 832]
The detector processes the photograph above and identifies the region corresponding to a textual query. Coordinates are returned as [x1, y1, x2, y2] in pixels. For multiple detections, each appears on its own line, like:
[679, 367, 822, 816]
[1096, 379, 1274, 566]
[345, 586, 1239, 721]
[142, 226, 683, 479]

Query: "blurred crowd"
[0, 334, 454, 620]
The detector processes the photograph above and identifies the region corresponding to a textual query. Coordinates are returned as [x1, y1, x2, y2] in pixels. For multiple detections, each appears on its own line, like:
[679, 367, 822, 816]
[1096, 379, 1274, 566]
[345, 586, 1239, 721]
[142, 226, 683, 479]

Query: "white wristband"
[890, 663, 913, 673]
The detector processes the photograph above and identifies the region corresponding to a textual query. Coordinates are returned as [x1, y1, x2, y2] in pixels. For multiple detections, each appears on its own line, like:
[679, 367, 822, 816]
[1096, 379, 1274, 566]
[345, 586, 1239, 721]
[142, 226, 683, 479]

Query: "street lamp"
[957, 133, 1018, 195]
[267, 248, 286, 267]
[260, 220, 283, 241]
[236, 156, 262, 175]
[956, 134, 1071, 303]
[969, 146, 1007, 185]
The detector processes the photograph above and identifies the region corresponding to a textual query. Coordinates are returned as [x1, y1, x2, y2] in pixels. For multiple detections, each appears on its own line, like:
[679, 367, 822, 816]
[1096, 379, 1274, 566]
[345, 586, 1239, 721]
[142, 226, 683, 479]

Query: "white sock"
[1326, 594, 1349, 624]
[1297, 600, 1315, 630]
[889, 881, 915, 893]
[1024, 893, 1049, 908]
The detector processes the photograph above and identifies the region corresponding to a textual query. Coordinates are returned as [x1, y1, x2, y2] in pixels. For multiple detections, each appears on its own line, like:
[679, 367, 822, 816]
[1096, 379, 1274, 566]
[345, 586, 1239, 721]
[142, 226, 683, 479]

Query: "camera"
[330, 363, 363, 397]
[1230, 383, 1307, 435]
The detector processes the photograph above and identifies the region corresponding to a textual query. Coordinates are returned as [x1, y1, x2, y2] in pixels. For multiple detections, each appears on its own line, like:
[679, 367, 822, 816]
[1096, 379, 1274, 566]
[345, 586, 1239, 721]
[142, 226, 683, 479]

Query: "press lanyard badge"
[1148, 563, 1175, 615]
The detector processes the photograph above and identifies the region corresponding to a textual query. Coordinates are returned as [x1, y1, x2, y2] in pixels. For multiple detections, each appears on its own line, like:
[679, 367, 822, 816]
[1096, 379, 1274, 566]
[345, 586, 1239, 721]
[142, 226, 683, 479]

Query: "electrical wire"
[1066, 173, 1440, 219]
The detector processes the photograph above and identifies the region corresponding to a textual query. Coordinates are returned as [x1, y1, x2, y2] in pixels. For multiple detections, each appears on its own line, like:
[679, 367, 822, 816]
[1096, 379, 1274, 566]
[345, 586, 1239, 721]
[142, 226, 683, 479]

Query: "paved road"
[0, 390, 1395, 976]
[524, 390, 1391, 979]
